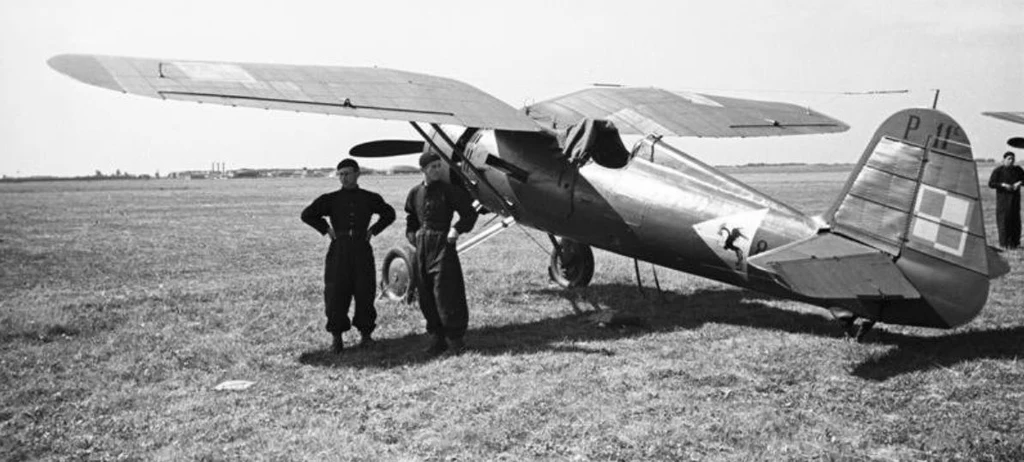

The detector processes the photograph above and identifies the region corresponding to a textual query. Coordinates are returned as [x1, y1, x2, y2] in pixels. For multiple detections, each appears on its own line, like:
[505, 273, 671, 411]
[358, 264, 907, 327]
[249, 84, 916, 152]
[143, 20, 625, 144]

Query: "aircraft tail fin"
[822, 108, 1007, 327]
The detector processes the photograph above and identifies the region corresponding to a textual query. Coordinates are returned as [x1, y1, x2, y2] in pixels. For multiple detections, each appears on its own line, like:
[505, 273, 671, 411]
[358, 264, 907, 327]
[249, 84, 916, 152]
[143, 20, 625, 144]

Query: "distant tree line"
[0, 170, 157, 183]
[0, 165, 431, 183]
[3, 158, 1001, 184]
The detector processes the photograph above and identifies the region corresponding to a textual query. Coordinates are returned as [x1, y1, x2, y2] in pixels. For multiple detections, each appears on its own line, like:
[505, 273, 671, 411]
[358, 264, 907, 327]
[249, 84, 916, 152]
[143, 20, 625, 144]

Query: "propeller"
[1008, 137, 1024, 149]
[349, 140, 425, 157]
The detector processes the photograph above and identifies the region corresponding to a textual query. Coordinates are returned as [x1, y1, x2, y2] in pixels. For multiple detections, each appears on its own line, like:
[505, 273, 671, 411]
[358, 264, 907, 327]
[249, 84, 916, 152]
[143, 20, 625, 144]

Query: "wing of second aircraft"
[983, 112, 1024, 126]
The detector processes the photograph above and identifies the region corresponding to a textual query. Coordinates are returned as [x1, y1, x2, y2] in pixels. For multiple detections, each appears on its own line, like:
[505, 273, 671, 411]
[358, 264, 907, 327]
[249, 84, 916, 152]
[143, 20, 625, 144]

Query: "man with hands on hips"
[302, 158, 395, 353]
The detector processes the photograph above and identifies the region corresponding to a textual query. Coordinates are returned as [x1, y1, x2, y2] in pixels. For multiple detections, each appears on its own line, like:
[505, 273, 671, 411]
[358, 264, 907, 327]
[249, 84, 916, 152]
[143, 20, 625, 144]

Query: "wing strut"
[456, 216, 516, 254]
[408, 122, 518, 217]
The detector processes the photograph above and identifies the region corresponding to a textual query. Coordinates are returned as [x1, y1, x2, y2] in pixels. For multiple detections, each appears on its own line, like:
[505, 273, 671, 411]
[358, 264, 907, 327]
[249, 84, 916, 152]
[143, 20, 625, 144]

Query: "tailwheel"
[828, 306, 875, 343]
[853, 319, 876, 343]
[548, 236, 595, 288]
[381, 244, 417, 303]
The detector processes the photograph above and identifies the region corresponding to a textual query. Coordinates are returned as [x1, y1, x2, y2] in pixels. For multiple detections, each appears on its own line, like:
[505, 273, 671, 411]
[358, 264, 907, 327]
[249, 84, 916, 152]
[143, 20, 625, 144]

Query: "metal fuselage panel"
[461, 130, 820, 296]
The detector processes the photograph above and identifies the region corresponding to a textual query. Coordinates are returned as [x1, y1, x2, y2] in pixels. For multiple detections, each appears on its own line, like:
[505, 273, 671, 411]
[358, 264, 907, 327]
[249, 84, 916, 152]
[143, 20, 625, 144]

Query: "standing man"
[405, 151, 479, 355]
[302, 158, 395, 352]
[988, 151, 1024, 249]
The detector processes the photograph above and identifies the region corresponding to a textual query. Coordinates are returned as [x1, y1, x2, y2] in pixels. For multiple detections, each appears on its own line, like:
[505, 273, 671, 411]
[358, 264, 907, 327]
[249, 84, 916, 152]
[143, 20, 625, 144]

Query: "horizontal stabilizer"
[749, 233, 920, 300]
[47, 54, 541, 131]
[527, 87, 849, 138]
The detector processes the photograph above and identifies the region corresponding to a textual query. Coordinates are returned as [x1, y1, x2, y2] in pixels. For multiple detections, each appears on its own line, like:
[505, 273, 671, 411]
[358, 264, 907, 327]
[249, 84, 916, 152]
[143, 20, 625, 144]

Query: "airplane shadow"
[297, 283, 838, 369]
[852, 326, 1024, 381]
[296, 283, 1024, 380]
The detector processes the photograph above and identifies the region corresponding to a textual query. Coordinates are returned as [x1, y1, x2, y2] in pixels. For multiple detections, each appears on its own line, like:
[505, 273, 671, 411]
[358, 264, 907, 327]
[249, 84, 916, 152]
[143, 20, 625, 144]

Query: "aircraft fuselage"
[458, 129, 821, 299]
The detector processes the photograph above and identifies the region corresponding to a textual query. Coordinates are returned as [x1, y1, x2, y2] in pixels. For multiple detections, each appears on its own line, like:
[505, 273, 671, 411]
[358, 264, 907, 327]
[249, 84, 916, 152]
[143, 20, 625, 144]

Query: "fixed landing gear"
[829, 307, 876, 343]
[382, 233, 596, 303]
[380, 244, 417, 303]
[843, 318, 876, 343]
[547, 236, 595, 288]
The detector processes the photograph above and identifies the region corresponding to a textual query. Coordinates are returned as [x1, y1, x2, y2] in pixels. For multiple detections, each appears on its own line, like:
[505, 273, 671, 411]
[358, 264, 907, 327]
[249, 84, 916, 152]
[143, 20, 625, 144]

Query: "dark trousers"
[323, 238, 377, 335]
[995, 192, 1021, 248]
[414, 230, 468, 340]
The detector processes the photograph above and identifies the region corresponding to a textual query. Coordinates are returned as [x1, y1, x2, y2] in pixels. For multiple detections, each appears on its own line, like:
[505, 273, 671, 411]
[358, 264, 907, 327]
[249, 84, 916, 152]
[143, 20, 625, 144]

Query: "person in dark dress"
[988, 151, 1024, 249]
[405, 152, 478, 355]
[302, 158, 395, 352]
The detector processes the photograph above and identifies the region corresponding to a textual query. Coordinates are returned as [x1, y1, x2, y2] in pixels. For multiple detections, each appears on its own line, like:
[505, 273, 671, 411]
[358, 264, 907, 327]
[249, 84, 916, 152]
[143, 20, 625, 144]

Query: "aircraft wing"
[982, 112, 1024, 125]
[47, 54, 541, 131]
[527, 87, 849, 137]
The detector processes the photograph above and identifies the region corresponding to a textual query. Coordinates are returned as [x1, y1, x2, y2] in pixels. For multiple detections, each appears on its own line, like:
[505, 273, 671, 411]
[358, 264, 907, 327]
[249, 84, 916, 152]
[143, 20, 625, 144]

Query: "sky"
[1, 0, 1022, 177]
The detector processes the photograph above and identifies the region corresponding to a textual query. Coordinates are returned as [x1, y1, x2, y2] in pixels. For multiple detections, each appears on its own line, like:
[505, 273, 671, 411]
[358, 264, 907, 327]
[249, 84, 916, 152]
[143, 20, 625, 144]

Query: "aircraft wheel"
[548, 238, 595, 288]
[381, 244, 417, 303]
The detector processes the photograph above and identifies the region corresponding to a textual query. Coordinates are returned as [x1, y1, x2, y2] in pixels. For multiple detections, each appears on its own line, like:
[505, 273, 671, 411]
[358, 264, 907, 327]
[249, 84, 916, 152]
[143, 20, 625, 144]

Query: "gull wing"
[48, 54, 541, 132]
[527, 87, 848, 137]
[982, 111, 1024, 125]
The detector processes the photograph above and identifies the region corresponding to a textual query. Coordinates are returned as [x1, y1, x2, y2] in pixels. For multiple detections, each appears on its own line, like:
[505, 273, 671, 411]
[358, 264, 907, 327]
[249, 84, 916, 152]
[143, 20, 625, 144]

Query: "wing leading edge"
[47, 54, 541, 131]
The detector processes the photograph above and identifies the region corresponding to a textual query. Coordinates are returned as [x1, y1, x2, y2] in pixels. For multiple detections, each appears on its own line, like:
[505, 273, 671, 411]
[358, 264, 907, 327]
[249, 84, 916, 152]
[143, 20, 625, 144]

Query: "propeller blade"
[1008, 137, 1024, 149]
[349, 140, 425, 157]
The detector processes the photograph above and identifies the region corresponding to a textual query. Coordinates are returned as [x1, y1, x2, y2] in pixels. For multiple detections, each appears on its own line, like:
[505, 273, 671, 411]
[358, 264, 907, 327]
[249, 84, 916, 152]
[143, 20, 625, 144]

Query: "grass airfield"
[1, 166, 1022, 461]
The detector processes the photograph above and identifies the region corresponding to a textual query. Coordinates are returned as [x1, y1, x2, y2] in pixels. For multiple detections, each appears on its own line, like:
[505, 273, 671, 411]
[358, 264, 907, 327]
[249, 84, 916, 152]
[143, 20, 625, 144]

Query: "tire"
[381, 244, 417, 303]
[548, 238, 595, 288]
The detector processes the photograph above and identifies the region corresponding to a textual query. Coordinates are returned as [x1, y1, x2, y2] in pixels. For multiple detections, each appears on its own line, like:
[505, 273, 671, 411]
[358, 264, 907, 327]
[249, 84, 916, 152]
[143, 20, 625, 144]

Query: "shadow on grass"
[298, 283, 845, 369]
[852, 326, 1024, 381]
[298, 283, 1024, 379]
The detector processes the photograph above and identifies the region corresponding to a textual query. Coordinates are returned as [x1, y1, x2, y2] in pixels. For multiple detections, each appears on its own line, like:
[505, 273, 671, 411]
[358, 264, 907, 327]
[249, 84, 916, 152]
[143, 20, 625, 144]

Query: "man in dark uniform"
[302, 158, 395, 352]
[405, 151, 478, 355]
[988, 151, 1024, 249]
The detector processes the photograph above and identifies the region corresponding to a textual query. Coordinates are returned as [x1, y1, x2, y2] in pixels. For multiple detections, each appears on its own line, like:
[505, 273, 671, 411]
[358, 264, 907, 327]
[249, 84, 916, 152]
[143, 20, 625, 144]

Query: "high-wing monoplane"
[49, 54, 1011, 339]
[984, 111, 1024, 126]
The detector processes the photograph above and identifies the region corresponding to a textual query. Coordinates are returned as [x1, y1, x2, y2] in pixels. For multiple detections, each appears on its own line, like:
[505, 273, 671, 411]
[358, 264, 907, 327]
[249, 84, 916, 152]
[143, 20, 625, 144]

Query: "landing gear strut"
[547, 236, 595, 288]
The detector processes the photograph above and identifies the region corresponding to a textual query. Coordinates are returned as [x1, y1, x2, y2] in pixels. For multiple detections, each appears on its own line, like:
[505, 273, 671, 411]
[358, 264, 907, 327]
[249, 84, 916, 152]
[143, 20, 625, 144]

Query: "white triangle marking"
[692, 208, 770, 278]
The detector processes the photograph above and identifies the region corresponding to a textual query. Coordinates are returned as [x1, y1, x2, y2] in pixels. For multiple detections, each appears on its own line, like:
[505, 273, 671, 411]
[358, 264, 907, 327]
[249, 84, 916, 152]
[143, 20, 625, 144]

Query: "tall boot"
[424, 334, 447, 355]
[359, 330, 375, 347]
[331, 333, 344, 353]
[446, 337, 465, 355]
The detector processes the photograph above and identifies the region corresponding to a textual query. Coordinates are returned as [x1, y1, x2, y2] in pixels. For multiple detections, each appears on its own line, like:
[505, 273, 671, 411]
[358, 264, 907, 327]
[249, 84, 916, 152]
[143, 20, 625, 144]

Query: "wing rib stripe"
[729, 123, 841, 128]
[157, 91, 456, 116]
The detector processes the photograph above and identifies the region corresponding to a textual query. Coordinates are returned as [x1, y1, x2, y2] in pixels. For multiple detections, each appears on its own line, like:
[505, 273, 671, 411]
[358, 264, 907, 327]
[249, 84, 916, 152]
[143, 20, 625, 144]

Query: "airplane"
[983, 112, 1024, 126]
[981, 113, 1024, 148]
[48, 54, 1011, 340]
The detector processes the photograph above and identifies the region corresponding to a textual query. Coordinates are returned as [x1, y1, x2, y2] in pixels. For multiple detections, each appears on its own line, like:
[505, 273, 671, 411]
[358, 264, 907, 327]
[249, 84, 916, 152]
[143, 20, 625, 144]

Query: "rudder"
[825, 108, 1004, 327]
